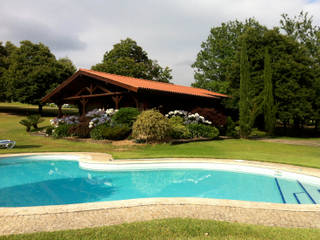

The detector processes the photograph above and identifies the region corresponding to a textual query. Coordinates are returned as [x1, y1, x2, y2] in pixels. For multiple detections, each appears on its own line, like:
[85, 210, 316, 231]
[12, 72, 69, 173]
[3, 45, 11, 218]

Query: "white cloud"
[1, 0, 320, 86]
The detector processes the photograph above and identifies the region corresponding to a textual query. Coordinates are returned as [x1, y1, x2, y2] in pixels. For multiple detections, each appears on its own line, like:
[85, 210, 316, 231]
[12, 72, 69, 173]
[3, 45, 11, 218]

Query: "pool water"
[0, 156, 320, 207]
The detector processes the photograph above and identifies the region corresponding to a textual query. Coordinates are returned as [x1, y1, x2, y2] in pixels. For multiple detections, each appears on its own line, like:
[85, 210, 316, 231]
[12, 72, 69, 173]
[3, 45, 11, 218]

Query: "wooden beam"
[112, 95, 123, 109]
[64, 92, 126, 101]
[97, 86, 112, 94]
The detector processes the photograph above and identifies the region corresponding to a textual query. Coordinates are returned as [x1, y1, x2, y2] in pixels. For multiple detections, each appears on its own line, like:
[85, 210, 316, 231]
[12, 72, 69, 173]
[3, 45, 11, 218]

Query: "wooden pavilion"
[41, 69, 228, 119]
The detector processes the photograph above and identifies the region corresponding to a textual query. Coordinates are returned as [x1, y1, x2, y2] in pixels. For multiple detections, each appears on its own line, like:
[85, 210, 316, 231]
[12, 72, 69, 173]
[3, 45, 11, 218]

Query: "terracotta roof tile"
[80, 69, 228, 99]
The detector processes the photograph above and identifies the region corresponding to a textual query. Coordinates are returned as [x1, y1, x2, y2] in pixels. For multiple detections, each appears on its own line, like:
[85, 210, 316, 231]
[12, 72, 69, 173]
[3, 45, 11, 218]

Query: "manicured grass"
[1, 218, 320, 240]
[0, 102, 77, 116]
[1, 113, 320, 168]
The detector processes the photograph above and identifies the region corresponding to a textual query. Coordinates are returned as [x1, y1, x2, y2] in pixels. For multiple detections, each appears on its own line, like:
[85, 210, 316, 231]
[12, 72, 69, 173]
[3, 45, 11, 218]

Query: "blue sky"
[1, 0, 320, 86]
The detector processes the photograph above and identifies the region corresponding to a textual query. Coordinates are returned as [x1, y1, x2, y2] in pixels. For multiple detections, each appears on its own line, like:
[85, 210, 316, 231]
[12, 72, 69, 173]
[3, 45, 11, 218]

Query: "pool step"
[274, 178, 319, 204]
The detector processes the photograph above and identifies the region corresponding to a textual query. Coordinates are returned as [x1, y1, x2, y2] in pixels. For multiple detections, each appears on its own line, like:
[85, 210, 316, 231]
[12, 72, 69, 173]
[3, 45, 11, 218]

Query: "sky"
[1, 0, 320, 86]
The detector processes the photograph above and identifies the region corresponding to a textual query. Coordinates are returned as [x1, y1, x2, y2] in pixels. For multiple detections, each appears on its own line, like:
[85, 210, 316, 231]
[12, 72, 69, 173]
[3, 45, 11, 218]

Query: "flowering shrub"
[50, 115, 79, 128]
[86, 108, 118, 128]
[165, 110, 188, 119]
[165, 110, 212, 125]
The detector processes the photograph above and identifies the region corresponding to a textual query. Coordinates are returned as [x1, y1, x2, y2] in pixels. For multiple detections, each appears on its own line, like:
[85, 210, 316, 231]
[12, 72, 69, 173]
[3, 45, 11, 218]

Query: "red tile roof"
[42, 69, 228, 102]
[79, 69, 228, 99]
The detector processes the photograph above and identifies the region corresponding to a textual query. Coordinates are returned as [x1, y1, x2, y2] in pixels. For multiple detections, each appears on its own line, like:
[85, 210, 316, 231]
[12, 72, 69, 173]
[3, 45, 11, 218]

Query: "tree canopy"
[92, 38, 172, 83]
[1, 41, 76, 106]
[192, 12, 320, 130]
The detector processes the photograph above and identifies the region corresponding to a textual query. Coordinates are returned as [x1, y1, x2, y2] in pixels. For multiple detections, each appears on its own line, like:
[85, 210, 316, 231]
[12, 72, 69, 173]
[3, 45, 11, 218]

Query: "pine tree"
[263, 48, 275, 135]
[239, 38, 251, 138]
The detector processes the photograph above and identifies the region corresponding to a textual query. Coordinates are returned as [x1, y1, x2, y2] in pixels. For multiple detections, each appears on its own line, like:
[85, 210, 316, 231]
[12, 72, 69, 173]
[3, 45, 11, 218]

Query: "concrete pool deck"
[0, 152, 320, 235]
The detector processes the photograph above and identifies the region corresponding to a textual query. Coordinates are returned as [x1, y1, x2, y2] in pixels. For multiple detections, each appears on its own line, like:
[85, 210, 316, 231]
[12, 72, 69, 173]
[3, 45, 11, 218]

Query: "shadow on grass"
[15, 145, 41, 149]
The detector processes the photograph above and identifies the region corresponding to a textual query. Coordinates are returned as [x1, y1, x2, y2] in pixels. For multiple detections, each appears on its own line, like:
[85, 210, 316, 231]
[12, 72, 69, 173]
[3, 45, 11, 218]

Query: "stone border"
[0, 153, 320, 235]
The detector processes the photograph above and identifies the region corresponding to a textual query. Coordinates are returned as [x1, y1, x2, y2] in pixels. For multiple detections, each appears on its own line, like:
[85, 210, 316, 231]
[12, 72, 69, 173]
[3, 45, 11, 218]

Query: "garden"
[34, 107, 221, 143]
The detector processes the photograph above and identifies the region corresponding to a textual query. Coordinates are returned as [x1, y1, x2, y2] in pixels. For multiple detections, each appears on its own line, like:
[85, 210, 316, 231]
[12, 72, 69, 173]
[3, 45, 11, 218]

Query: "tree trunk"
[38, 104, 43, 115]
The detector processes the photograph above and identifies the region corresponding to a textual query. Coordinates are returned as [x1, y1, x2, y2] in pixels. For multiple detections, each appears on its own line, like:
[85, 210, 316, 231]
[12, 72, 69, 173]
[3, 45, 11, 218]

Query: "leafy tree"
[192, 19, 266, 94]
[280, 11, 320, 62]
[281, 11, 320, 130]
[263, 48, 275, 135]
[235, 29, 314, 129]
[0, 42, 8, 101]
[193, 16, 317, 131]
[92, 38, 172, 83]
[47, 57, 76, 94]
[4, 41, 76, 112]
[0, 41, 17, 101]
[239, 38, 251, 138]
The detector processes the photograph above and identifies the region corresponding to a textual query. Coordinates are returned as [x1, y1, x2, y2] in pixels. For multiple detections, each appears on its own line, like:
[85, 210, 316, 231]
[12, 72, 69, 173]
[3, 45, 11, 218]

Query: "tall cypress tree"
[263, 48, 275, 135]
[239, 38, 251, 138]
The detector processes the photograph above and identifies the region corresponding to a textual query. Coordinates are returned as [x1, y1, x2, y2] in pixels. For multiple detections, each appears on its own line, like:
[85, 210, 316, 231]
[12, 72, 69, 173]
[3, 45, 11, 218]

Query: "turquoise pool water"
[0, 155, 320, 207]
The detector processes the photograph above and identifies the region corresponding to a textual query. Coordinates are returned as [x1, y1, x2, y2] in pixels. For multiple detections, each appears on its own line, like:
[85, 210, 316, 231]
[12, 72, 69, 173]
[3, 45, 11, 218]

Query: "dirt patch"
[259, 138, 320, 147]
[111, 139, 142, 146]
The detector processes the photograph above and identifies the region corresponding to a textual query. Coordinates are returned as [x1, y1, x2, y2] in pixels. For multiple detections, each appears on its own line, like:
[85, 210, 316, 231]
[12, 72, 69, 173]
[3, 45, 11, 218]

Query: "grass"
[0, 113, 320, 168]
[1, 218, 320, 240]
[0, 102, 77, 116]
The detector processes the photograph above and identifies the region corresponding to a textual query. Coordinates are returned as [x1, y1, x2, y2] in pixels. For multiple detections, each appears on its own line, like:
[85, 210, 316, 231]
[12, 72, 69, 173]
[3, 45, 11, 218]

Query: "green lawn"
[1, 218, 320, 240]
[0, 102, 77, 116]
[1, 113, 319, 168]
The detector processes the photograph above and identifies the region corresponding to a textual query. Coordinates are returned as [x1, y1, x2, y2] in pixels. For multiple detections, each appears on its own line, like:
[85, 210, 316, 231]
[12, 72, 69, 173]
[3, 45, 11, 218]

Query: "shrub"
[68, 121, 91, 138]
[225, 117, 238, 137]
[45, 126, 54, 135]
[53, 124, 72, 138]
[102, 125, 131, 140]
[90, 124, 109, 140]
[27, 114, 44, 129]
[112, 107, 140, 127]
[191, 107, 227, 127]
[132, 109, 170, 143]
[19, 119, 32, 132]
[19, 114, 44, 132]
[187, 123, 219, 139]
[168, 116, 191, 139]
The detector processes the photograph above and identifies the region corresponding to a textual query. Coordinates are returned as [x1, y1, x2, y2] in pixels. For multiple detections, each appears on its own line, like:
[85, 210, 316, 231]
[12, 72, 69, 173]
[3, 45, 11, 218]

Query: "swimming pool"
[0, 155, 320, 207]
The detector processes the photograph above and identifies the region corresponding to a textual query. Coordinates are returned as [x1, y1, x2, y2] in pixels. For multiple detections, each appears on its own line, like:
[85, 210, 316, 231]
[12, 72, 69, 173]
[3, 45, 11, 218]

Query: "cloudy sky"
[1, 0, 320, 86]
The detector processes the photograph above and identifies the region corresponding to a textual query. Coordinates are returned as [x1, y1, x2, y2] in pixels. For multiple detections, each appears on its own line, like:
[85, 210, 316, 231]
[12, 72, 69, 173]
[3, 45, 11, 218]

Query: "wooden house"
[41, 69, 228, 119]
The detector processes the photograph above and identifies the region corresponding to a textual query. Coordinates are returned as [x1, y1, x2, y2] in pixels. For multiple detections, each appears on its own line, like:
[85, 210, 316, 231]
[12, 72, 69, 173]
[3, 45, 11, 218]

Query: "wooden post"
[57, 104, 63, 118]
[80, 98, 88, 121]
[131, 94, 139, 109]
[112, 95, 123, 109]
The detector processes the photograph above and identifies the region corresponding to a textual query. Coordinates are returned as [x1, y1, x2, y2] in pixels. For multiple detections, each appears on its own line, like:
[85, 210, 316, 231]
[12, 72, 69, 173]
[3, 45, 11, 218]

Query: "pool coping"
[1, 152, 320, 234]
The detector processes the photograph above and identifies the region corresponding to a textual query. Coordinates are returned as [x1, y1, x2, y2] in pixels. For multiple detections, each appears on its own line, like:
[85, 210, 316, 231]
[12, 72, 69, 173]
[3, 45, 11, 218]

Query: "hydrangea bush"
[50, 115, 80, 128]
[165, 110, 212, 125]
[86, 108, 118, 128]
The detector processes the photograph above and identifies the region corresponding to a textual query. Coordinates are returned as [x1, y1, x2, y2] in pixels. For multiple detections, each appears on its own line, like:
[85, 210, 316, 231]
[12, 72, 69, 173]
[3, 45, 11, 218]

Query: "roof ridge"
[80, 68, 174, 85]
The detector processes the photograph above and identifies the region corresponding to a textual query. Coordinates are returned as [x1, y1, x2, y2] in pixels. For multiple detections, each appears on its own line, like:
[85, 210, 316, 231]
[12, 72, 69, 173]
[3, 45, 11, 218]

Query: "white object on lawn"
[0, 140, 16, 149]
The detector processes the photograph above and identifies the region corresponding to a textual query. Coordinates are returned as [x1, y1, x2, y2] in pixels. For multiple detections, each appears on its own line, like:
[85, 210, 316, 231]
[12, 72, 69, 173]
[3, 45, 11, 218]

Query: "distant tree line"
[192, 11, 320, 133]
